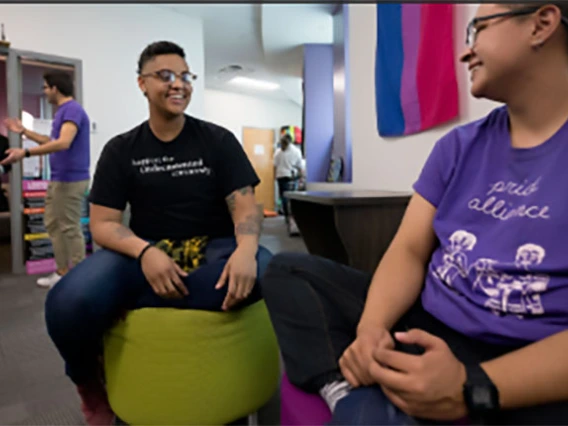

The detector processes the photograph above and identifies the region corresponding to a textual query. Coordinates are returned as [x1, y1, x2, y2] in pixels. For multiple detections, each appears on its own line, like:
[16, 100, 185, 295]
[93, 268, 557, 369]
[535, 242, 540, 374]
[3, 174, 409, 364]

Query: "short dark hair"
[137, 41, 186, 74]
[43, 70, 74, 97]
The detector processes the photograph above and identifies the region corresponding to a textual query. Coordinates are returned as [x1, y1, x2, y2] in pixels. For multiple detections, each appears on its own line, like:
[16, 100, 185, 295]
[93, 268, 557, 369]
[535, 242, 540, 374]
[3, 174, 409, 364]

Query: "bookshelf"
[22, 180, 92, 275]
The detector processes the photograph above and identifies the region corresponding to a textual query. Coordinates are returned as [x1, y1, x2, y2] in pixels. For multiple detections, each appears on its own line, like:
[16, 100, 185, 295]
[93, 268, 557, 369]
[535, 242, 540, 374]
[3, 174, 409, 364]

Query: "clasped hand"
[339, 328, 467, 421]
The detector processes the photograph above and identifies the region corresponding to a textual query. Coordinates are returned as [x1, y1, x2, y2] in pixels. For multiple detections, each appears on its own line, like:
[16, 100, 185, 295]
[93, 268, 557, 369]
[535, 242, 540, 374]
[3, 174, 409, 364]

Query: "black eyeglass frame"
[466, 6, 568, 47]
[138, 69, 198, 85]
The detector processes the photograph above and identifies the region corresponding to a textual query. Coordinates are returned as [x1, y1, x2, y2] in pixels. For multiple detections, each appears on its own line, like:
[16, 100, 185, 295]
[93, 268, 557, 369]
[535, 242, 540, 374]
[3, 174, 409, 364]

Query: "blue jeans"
[330, 386, 419, 426]
[45, 237, 272, 385]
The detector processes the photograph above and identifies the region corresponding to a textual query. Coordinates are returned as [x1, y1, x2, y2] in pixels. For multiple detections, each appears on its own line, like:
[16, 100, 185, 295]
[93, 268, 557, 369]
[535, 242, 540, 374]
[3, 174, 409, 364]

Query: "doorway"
[6, 49, 82, 275]
[242, 127, 275, 212]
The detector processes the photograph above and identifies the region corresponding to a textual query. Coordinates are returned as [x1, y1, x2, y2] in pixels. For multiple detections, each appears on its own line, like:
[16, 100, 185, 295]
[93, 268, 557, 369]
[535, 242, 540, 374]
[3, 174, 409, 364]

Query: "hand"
[215, 245, 257, 311]
[339, 326, 394, 387]
[369, 329, 467, 421]
[140, 246, 189, 299]
[0, 148, 25, 166]
[4, 118, 24, 134]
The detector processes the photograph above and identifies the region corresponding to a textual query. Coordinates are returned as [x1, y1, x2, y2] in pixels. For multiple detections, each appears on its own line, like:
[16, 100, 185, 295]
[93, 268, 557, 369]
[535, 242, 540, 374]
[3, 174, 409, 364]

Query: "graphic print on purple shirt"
[414, 106, 568, 346]
[49, 99, 90, 182]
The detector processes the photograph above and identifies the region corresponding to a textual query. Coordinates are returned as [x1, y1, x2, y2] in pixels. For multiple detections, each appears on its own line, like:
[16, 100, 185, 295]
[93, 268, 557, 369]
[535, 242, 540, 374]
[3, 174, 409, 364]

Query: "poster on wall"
[31, 118, 53, 181]
[22, 139, 40, 178]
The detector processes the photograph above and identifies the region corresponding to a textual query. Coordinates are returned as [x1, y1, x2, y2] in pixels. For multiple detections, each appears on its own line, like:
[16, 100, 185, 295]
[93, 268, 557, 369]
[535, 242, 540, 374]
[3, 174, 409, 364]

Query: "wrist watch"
[24, 148, 31, 158]
[463, 364, 500, 423]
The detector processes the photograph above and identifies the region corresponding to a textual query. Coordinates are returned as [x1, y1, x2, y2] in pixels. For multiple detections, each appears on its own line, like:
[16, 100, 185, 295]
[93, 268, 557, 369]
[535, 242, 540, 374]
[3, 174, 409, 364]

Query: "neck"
[148, 110, 185, 142]
[506, 61, 568, 148]
[56, 96, 73, 107]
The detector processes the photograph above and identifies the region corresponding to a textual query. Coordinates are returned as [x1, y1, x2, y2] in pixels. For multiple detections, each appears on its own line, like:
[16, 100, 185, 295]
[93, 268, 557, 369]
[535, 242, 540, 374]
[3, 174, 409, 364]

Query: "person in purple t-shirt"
[261, 3, 568, 425]
[2, 70, 90, 288]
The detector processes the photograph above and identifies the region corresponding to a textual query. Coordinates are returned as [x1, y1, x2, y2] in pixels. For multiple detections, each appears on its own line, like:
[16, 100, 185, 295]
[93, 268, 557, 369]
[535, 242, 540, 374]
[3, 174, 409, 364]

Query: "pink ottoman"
[280, 373, 332, 425]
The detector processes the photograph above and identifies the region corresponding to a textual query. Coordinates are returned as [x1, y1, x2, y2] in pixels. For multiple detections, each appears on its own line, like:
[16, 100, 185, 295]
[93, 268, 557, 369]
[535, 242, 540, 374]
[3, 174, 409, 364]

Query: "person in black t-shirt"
[44, 41, 270, 426]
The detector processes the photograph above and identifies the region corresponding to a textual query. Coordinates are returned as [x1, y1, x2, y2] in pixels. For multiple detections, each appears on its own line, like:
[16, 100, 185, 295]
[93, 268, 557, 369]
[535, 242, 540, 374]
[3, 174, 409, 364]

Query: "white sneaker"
[36, 272, 62, 289]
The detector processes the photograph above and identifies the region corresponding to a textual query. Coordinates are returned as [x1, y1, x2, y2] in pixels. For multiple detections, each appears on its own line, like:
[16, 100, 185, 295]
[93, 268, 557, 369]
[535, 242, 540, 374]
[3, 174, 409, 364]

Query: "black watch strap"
[463, 364, 500, 422]
[24, 148, 31, 158]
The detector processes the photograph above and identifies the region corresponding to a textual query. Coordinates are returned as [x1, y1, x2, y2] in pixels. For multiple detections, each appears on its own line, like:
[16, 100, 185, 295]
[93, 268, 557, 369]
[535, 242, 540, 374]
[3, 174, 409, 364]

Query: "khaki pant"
[44, 180, 90, 271]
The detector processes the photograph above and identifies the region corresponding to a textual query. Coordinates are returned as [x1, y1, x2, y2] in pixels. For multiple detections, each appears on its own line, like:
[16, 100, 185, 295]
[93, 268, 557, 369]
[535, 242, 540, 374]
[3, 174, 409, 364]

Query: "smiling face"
[137, 53, 193, 119]
[459, 3, 567, 103]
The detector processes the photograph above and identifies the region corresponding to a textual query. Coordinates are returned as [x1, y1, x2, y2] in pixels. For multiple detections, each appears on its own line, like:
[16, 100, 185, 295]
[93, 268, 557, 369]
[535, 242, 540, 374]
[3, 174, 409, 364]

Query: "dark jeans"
[261, 253, 568, 425]
[45, 237, 271, 385]
[277, 177, 293, 218]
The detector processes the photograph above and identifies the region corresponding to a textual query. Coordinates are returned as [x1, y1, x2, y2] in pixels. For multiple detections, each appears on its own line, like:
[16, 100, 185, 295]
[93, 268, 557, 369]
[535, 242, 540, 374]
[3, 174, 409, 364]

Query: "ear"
[137, 75, 147, 97]
[531, 5, 563, 48]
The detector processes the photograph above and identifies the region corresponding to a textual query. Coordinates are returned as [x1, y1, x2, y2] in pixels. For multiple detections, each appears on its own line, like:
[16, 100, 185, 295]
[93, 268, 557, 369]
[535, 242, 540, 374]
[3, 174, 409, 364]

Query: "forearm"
[23, 129, 51, 145]
[357, 242, 426, 333]
[234, 205, 262, 252]
[29, 139, 69, 156]
[482, 329, 568, 410]
[91, 221, 149, 259]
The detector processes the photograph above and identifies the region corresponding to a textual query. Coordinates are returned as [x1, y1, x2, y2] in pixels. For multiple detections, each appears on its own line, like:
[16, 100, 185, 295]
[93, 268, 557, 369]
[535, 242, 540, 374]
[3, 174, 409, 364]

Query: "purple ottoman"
[280, 373, 332, 425]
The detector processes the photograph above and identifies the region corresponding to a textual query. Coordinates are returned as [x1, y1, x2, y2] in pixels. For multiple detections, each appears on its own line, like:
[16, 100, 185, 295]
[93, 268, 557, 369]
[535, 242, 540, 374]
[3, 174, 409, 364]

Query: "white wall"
[309, 4, 499, 192]
[203, 89, 302, 143]
[1, 4, 205, 177]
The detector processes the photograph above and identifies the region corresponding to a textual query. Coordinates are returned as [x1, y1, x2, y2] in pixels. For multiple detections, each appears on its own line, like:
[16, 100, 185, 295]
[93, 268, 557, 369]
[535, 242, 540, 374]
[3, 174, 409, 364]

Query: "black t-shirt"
[89, 115, 260, 240]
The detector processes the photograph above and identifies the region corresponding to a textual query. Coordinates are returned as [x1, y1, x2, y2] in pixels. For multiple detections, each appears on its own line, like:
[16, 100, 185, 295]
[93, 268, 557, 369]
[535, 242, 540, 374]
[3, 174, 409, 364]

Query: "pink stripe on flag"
[416, 4, 459, 130]
[400, 4, 422, 135]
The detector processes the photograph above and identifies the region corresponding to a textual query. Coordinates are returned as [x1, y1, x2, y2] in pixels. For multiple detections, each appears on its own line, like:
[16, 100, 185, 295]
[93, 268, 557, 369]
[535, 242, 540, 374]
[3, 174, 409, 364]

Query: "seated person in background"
[261, 3, 568, 425]
[45, 41, 269, 426]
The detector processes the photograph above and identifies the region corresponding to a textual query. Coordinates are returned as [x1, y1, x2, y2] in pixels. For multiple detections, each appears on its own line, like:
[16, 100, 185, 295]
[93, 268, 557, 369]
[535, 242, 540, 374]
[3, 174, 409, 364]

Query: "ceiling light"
[228, 76, 280, 91]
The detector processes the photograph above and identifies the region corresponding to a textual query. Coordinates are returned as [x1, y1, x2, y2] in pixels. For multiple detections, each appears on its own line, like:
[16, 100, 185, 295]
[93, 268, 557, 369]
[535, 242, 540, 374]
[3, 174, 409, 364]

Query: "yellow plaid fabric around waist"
[154, 236, 209, 273]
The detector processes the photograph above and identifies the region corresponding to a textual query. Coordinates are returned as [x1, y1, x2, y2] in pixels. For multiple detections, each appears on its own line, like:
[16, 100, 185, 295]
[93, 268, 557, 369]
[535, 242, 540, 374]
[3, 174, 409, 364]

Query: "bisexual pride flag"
[375, 4, 458, 137]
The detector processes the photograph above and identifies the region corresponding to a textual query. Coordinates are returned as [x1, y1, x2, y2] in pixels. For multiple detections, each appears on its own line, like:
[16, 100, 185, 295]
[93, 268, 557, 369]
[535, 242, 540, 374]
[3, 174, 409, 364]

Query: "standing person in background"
[273, 134, 303, 224]
[2, 70, 90, 288]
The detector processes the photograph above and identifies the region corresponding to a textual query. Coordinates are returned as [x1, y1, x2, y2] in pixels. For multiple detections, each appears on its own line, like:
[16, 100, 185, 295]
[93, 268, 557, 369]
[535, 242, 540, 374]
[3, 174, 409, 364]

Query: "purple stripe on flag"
[400, 4, 422, 135]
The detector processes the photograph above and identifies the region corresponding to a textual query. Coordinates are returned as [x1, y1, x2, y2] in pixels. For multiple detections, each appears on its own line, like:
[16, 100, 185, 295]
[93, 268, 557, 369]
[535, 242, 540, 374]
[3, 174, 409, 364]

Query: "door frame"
[6, 49, 83, 274]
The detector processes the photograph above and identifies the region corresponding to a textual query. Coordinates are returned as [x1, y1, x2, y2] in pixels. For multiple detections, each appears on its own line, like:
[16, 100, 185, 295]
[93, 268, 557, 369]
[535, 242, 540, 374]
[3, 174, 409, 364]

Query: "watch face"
[465, 384, 499, 412]
[472, 387, 493, 408]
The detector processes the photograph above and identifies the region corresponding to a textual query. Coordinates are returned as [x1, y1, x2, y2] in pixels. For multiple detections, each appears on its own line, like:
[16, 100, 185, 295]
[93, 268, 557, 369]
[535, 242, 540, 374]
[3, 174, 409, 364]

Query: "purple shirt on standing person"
[49, 99, 90, 182]
[414, 106, 568, 346]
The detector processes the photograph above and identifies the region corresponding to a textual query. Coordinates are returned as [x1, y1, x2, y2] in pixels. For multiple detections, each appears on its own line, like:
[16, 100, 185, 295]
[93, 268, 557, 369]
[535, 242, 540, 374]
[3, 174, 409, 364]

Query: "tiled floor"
[0, 217, 306, 425]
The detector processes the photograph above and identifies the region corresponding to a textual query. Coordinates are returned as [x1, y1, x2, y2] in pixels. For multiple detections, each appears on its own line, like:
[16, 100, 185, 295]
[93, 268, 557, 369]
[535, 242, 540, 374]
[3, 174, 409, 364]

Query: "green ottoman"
[103, 301, 280, 425]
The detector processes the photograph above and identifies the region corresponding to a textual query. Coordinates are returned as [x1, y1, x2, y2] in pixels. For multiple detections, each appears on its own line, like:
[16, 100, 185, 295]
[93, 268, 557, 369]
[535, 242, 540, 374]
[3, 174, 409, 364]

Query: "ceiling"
[161, 4, 336, 105]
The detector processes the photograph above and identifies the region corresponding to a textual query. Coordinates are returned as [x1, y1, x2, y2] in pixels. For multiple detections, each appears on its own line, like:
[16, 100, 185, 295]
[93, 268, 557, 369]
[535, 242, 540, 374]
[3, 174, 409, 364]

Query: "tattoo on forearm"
[225, 186, 253, 214]
[239, 187, 253, 196]
[236, 213, 262, 236]
[226, 193, 236, 214]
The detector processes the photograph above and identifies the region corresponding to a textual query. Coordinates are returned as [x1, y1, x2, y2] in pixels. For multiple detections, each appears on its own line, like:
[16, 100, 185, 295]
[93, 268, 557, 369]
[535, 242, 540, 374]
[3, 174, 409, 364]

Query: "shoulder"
[434, 106, 507, 159]
[65, 100, 88, 116]
[102, 121, 148, 154]
[184, 115, 235, 142]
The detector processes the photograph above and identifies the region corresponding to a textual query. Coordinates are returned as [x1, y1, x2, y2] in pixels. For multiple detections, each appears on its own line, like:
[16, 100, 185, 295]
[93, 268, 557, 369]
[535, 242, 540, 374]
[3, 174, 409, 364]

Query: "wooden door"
[242, 127, 275, 211]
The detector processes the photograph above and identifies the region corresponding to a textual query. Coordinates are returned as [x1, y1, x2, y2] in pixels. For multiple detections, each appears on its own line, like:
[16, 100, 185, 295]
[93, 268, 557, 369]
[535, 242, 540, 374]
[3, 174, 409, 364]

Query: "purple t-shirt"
[415, 106, 568, 346]
[49, 99, 90, 182]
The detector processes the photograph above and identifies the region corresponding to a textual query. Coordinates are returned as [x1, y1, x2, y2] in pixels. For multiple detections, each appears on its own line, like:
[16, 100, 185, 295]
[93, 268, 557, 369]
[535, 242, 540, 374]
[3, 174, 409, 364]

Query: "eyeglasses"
[466, 6, 568, 48]
[139, 69, 198, 85]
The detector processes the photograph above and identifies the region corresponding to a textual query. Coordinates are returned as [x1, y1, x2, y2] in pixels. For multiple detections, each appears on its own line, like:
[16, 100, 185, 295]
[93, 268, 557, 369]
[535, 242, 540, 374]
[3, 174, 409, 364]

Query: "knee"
[261, 252, 312, 294]
[45, 275, 92, 336]
[44, 215, 57, 233]
[60, 222, 82, 237]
